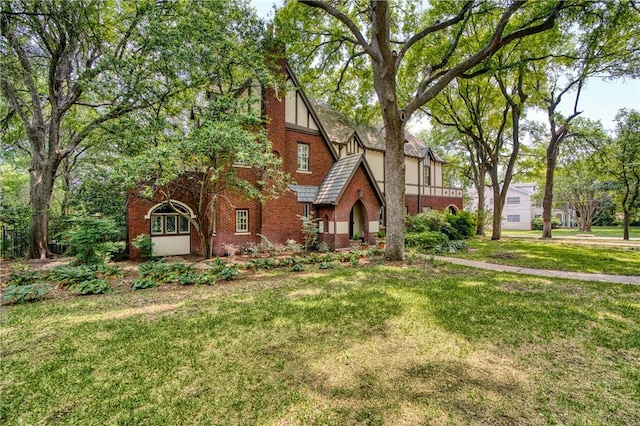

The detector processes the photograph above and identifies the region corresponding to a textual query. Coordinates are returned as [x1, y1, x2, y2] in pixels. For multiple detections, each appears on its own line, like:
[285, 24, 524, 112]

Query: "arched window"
[148, 202, 192, 236]
[448, 205, 460, 215]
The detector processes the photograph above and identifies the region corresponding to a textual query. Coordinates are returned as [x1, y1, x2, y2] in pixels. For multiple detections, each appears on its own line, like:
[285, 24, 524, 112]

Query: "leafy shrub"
[6, 264, 40, 286]
[317, 241, 330, 253]
[349, 254, 359, 266]
[433, 239, 468, 254]
[276, 257, 295, 268]
[440, 222, 462, 241]
[46, 265, 96, 288]
[177, 271, 198, 285]
[132, 233, 154, 260]
[406, 210, 447, 233]
[290, 263, 304, 272]
[64, 215, 125, 265]
[138, 261, 195, 283]
[284, 239, 303, 253]
[207, 258, 228, 273]
[69, 278, 111, 295]
[2, 283, 51, 304]
[222, 243, 238, 257]
[195, 271, 217, 285]
[405, 231, 448, 251]
[246, 258, 277, 271]
[446, 211, 476, 239]
[320, 253, 338, 263]
[318, 261, 335, 269]
[531, 216, 561, 230]
[131, 278, 158, 290]
[218, 265, 240, 281]
[91, 264, 123, 278]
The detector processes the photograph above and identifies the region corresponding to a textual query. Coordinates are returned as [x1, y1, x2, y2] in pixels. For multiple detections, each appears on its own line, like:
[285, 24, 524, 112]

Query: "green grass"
[503, 225, 640, 239]
[2, 262, 639, 425]
[452, 238, 640, 276]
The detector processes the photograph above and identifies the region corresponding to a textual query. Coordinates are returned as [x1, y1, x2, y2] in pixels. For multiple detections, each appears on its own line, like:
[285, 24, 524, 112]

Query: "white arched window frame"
[145, 201, 196, 236]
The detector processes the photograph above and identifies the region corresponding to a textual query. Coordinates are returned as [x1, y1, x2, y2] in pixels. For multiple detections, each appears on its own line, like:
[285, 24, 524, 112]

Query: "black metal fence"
[1, 223, 68, 260]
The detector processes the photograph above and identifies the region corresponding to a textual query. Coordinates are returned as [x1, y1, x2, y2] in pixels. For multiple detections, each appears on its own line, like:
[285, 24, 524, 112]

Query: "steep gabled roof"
[284, 63, 340, 161]
[314, 153, 384, 206]
[308, 99, 446, 163]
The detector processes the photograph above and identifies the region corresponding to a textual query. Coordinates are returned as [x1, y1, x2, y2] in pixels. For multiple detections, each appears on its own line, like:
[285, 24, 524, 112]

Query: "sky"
[250, 0, 639, 131]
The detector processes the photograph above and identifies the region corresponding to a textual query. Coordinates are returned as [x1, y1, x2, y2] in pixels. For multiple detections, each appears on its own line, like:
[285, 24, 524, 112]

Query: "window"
[236, 209, 249, 233]
[179, 216, 190, 233]
[507, 215, 521, 222]
[297, 143, 309, 171]
[165, 216, 177, 234]
[151, 216, 163, 234]
[423, 165, 431, 185]
[303, 203, 311, 218]
[507, 197, 521, 204]
[150, 202, 191, 236]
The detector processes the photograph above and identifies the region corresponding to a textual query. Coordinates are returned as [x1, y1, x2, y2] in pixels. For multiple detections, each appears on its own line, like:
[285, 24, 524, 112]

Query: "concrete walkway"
[431, 256, 640, 285]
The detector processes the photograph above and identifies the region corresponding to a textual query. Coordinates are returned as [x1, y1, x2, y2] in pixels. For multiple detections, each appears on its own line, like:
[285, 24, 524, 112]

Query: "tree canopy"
[1, 0, 275, 258]
[277, 0, 570, 259]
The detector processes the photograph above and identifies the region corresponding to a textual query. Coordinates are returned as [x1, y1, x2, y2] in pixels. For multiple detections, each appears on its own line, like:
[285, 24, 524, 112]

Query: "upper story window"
[297, 143, 309, 171]
[423, 165, 431, 186]
[507, 197, 521, 205]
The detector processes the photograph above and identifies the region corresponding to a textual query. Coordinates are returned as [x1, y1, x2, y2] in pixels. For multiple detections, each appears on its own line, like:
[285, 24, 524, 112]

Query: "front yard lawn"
[1, 261, 639, 425]
[451, 238, 640, 276]
[503, 225, 640, 239]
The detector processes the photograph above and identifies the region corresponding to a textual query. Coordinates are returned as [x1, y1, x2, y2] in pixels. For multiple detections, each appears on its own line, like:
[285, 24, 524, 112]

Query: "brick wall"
[127, 187, 204, 260]
[406, 195, 463, 215]
[332, 165, 383, 247]
[285, 130, 335, 184]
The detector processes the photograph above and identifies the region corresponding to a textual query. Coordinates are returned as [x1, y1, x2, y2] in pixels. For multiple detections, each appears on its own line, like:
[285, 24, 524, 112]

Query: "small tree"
[298, 212, 319, 250]
[607, 109, 640, 240]
[64, 215, 124, 265]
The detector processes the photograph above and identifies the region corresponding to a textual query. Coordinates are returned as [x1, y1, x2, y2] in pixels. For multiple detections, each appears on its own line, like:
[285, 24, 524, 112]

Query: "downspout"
[418, 157, 422, 213]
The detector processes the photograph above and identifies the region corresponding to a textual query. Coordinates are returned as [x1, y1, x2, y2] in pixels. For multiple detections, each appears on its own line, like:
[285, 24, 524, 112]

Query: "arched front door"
[349, 201, 366, 239]
[146, 201, 193, 256]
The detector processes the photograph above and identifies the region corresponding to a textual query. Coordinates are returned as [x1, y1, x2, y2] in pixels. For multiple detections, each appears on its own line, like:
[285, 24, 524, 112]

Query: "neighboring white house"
[467, 183, 537, 230]
[467, 182, 577, 230]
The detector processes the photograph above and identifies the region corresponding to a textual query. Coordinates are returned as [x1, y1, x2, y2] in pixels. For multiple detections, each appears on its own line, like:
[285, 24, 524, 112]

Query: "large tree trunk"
[383, 123, 407, 261]
[623, 209, 630, 240]
[491, 183, 502, 240]
[476, 178, 486, 236]
[541, 141, 558, 239]
[60, 158, 72, 218]
[28, 159, 56, 259]
[370, 3, 406, 262]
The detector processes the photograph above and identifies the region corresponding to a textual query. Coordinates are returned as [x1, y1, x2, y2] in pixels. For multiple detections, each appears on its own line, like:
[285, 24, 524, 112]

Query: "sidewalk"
[431, 256, 640, 285]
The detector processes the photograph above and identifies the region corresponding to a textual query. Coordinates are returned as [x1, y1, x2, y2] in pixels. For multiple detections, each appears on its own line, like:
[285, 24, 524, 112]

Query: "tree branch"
[299, 0, 376, 58]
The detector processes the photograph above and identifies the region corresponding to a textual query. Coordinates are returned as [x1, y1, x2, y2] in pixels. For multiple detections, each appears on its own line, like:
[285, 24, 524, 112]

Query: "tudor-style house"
[127, 61, 463, 258]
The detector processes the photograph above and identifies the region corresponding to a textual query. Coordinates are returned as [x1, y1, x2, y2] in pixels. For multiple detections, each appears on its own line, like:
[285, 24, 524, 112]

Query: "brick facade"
[127, 61, 460, 259]
[405, 194, 462, 215]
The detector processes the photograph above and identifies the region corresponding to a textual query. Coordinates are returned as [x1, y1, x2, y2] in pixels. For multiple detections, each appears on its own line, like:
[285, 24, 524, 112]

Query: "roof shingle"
[314, 154, 363, 205]
[309, 99, 445, 162]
